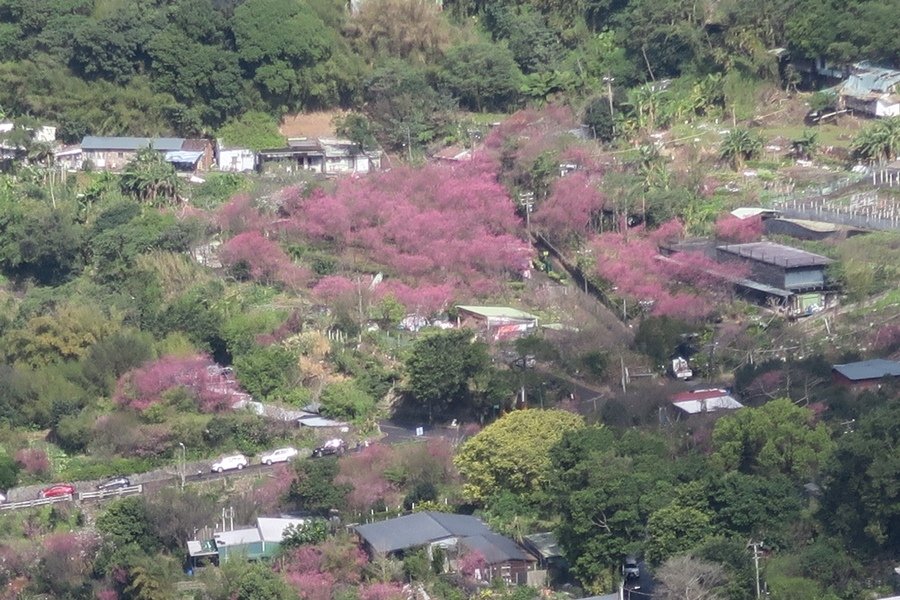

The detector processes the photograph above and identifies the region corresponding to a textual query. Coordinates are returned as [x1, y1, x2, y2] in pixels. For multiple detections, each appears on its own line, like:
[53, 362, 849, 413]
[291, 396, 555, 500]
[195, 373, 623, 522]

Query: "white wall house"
[215, 140, 257, 172]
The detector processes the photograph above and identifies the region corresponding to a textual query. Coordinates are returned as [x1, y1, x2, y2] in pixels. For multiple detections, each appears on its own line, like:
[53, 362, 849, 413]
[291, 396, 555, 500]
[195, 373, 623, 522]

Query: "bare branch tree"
[656, 555, 728, 600]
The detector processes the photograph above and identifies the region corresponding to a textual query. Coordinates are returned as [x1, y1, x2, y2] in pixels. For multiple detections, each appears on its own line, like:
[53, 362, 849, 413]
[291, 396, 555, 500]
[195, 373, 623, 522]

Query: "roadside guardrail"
[78, 484, 143, 502]
[0, 494, 73, 511]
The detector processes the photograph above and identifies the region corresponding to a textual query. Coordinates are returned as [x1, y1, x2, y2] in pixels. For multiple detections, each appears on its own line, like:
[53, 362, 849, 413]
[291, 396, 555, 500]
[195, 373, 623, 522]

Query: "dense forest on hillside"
[1, 0, 899, 146]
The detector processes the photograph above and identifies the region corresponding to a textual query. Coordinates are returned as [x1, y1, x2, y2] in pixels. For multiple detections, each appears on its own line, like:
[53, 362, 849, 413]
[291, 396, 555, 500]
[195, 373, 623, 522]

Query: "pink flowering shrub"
[255, 464, 296, 513]
[336, 444, 397, 512]
[217, 194, 265, 234]
[715, 214, 763, 243]
[15, 448, 50, 477]
[871, 324, 900, 353]
[114, 354, 242, 413]
[40, 532, 100, 595]
[360, 583, 406, 600]
[219, 231, 311, 290]
[280, 539, 367, 598]
[458, 550, 487, 578]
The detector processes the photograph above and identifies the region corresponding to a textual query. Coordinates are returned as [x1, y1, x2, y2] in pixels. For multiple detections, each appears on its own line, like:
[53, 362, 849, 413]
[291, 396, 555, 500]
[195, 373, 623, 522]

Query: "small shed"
[216, 139, 257, 172]
[839, 62, 900, 118]
[455, 305, 539, 341]
[670, 389, 744, 415]
[832, 359, 900, 390]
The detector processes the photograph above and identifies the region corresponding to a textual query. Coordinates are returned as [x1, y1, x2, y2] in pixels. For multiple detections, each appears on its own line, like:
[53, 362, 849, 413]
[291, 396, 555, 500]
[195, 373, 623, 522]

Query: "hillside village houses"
[47, 133, 380, 176]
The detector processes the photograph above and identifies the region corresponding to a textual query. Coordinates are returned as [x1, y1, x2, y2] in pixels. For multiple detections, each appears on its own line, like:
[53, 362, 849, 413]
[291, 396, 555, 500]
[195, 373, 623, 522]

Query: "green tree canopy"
[440, 41, 522, 112]
[404, 328, 491, 423]
[217, 111, 286, 152]
[320, 380, 376, 422]
[455, 409, 584, 503]
[711, 398, 834, 480]
[819, 397, 900, 553]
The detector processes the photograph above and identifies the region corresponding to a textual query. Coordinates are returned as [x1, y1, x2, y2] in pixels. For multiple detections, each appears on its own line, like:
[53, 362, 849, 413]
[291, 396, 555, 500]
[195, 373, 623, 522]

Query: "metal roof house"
[455, 306, 539, 341]
[355, 512, 538, 584]
[716, 241, 836, 317]
[832, 358, 900, 390]
[80, 136, 214, 172]
[257, 137, 381, 175]
[187, 516, 310, 566]
[838, 62, 900, 118]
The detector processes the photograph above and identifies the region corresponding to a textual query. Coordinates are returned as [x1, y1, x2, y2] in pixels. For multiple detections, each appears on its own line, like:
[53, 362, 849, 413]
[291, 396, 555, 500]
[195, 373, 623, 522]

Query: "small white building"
[670, 389, 744, 415]
[839, 62, 900, 118]
[215, 139, 257, 172]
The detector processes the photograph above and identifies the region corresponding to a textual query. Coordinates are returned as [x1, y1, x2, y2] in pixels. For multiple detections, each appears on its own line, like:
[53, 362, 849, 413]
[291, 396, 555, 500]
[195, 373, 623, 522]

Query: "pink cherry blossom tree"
[114, 354, 242, 413]
[218, 231, 311, 290]
[715, 214, 763, 243]
[279, 158, 532, 313]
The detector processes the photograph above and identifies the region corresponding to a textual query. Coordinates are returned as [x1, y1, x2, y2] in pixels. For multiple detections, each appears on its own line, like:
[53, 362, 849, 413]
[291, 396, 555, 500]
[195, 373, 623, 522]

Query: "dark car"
[39, 484, 76, 499]
[623, 556, 640, 580]
[312, 438, 346, 458]
[96, 476, 131, 491]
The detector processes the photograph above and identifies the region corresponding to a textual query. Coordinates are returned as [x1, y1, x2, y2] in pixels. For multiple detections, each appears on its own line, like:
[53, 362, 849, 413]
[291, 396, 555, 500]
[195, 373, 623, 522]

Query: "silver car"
[259, 447, 299, 465]
[211, 454, 249, 473]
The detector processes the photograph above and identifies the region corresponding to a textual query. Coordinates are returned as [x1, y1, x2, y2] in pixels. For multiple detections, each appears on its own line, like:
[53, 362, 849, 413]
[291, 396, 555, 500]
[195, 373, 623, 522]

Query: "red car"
[39, 484, 76, 499]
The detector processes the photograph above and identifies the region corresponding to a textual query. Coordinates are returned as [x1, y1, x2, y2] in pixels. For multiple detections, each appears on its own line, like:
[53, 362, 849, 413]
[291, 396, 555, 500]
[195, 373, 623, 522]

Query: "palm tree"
[119, 147, 180, 205]
[719, 128, 763, 170]
[791, 129, 819, 160]
[851, 117, 900, 164]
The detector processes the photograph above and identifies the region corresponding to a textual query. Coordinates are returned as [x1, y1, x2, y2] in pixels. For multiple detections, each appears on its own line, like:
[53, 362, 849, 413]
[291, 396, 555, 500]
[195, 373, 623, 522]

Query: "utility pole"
[519, 192, 534, 238]
[405, 126, 413, 161]
[620, 356, 627, 393]
[749, 541, 763, 599]
[603, 74, 615, 116]
[178, 442, 186, 490]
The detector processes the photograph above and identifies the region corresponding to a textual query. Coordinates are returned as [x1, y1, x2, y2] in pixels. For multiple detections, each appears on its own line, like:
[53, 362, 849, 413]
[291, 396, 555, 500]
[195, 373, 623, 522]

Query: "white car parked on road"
[259, 447, 299, 465]
[211, 454, 249, 473]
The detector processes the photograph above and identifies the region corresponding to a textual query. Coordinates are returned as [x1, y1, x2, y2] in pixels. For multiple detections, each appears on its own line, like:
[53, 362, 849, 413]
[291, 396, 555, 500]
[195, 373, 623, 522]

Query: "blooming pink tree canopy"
[279, 158, 532, 313]
[715, 214, 763, 243]
[218, 230, 310, 290]
[592, 221, 748, 319]
[114, 354, 243, 413]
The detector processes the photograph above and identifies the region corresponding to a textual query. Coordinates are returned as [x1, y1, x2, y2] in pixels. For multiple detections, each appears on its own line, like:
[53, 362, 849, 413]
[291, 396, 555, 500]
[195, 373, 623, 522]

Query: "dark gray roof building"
[717, 241, 832, 268]
[355, 512, 492, 554]
[833, 359, 900, 382]
[460, 532, 532, 564]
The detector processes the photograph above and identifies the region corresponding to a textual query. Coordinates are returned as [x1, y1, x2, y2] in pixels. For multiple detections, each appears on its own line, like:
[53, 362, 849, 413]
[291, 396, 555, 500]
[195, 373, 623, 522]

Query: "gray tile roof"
[81, 136, 185, 151]
[833, 359, 900, 381]
[355, 512, 491, 554]
[459, 532, 533, 564]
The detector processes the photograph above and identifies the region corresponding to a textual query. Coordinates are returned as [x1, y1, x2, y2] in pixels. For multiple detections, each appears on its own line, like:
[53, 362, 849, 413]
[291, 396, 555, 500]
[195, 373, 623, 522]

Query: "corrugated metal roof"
[718, 241, 832, 268]
[81, 136, 185, 151]
[833, 359, 900, 381]
[257, 517, 308, 542]
[842, 63, 900, 96]
[164, 150, 204, 164]
[523, 532, 562, 559]
[214, 527, 261, 546]
[457, 306, 538, 320]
